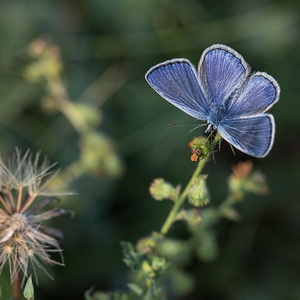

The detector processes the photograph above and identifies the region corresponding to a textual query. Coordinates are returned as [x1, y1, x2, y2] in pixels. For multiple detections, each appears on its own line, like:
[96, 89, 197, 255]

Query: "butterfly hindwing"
[218, 115, 275, 157]
[227, 71, 280, 118]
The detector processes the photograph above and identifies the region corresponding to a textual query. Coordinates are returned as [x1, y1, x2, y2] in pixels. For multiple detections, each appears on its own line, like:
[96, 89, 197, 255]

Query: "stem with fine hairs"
[160, 133, 220, 235]
[12, 274, 21, 300]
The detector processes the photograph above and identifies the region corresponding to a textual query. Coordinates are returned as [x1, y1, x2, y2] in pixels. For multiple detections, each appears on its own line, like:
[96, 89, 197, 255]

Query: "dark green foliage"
[0, 1, 299, 299]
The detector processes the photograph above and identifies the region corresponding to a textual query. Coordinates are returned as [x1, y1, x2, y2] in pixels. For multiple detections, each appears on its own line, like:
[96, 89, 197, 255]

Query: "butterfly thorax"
[207, 104, 228, 128]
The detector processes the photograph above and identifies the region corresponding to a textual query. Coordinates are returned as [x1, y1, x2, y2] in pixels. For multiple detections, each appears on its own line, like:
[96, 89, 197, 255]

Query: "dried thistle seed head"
[0, 149, 72, 283]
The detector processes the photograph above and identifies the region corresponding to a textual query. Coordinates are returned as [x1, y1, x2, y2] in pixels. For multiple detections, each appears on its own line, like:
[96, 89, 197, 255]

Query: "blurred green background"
[0, 0, 299, 299]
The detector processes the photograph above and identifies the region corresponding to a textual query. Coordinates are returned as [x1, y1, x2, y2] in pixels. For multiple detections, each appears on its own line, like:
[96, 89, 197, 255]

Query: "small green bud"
[141, 260, 153, 276]
[25, 39, 62, 82]
[187, 175, 210, 207]
[157, 238, 189, 263]
[141, 256, 167, 278]
[228, 161, 269, 202]
[151, 256, 167, 274]
[136, 237, 157, 255]
[149, 178, 179, 201]
[80, 132, 123, 178]
[74, 103, 102, 128]
[188, 136, 213, 161]
[177, 209, 203, 226]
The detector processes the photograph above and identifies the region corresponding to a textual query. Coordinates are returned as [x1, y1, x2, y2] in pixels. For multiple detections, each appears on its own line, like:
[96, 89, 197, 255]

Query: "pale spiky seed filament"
[0, 149, 73, 284]
[16, 186, 23, 212]
[2, 186, 15, 212]
[20, 192, 39, 213]
[0, 194, 12, 214]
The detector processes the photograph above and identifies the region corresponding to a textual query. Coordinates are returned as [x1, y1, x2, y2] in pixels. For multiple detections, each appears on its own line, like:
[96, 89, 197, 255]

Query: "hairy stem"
[47, 76, 89, 135]
[160, 133, 220, 235]
[12, 274, 21, 300]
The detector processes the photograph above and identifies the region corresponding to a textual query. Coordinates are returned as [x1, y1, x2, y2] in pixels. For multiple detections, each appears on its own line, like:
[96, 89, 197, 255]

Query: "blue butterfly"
[145, 44, 280, 157]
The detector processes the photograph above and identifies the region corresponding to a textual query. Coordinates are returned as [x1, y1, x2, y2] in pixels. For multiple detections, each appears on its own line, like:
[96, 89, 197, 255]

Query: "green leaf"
[127, 283, 143, 296]
[23, 275, 34, 300]
[120, 241, 144, 271]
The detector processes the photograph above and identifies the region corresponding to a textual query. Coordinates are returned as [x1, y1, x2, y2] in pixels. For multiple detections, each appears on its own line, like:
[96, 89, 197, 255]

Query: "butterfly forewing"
[146, 59, 208, 120]
[198, 44, 250, 107]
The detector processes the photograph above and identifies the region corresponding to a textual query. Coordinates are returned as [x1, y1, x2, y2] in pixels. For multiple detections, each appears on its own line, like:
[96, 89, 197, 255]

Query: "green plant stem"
[47, 76, 90, 135]
[160, 133, 221, 235]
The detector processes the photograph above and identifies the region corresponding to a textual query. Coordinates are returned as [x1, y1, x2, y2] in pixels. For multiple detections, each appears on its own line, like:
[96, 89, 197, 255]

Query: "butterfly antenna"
[189, 123, 206, 133]
[168, 123, 203, 127]
[168, 123, 205, 133]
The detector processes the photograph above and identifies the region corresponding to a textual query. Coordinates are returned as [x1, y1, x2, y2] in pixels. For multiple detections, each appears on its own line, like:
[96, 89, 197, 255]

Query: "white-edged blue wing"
[198, 44, 250, 107]
[218, 115, 275, 157]
[227, 72, 280, 118]
[145, 59, 208, 120]
[145, 44, 280, 158]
